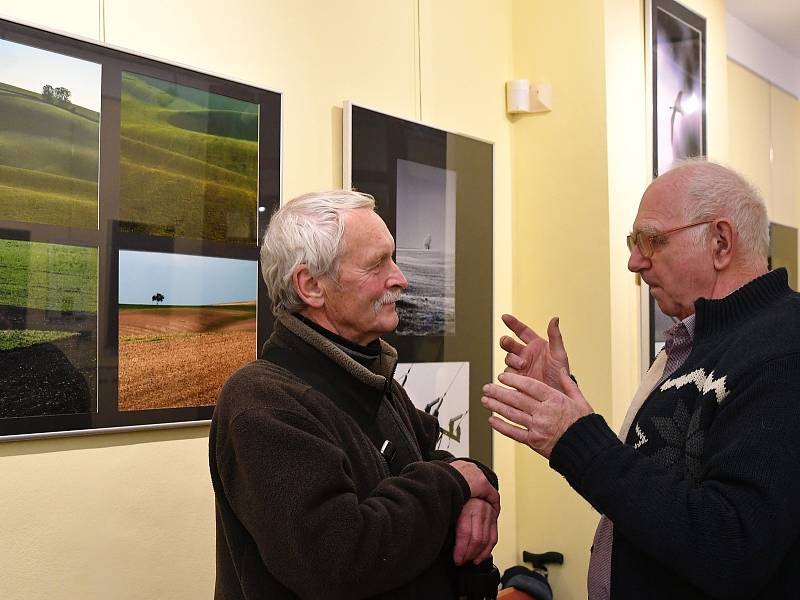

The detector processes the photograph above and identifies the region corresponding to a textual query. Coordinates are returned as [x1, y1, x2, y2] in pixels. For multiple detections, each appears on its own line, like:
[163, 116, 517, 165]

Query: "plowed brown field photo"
[118, 303, 256, 411]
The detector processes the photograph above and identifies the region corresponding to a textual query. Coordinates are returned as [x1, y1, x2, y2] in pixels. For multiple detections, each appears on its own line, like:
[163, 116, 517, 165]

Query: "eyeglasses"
[626, 220, 713, 258]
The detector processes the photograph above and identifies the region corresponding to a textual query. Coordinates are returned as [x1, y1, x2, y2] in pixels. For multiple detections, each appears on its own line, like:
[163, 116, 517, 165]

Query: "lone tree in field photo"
[152, 292, 165, 304]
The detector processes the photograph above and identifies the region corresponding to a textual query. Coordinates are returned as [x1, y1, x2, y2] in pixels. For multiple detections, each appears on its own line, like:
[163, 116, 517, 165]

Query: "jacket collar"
[694, 268, 790, 340]
[273, 310, 398, 388]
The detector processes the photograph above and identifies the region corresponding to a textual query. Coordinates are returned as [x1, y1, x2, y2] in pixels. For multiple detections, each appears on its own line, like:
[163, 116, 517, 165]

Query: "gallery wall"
[509, 1, 612, 597]
[727, 60, 800, 236]
[0, 1, 515, 598]
[1, 1, 798, 599]
[509, 0, 729, 597]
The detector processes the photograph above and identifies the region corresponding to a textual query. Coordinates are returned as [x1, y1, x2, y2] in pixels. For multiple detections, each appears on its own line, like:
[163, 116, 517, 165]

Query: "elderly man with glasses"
[483, 160, 800, 599]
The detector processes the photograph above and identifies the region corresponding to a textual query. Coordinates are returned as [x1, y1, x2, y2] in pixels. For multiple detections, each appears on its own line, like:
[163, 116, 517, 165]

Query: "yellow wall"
[605, 0, 649, 431]
[0, 1, 515, 597]
[727, 61, 773, 206]
[510, 1, 611, 597]
[508, 1, 728, 597]
[2, 1, 798, 598]
[770, 86, 800, 228]
[727, 59, 800, 279]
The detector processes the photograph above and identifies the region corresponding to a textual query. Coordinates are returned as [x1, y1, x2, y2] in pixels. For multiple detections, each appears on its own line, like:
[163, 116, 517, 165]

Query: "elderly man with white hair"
[210, 190, 499, 600]
[483, 160, 800, 599]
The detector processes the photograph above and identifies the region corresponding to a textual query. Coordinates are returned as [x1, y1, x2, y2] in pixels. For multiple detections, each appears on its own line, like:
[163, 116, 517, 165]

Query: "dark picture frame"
[646, 0, 706, 363]
[0, 17, 281, 439]
[768, 223, 798, 290]
[344, 102, 493, 466]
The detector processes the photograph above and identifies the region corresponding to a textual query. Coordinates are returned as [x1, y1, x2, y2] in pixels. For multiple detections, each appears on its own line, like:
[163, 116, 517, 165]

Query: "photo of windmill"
[0, 38, 101, 229]
[394, 159, 456, 336]
[117, 250, 257, 411]
[0, 239, 97, 417]
[118, 72, 259, 244]
[395, 361, 469, 456]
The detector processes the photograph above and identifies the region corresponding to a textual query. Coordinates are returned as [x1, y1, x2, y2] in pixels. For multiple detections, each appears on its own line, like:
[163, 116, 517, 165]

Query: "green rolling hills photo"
[119, 72, 259, 243]
[0, 81, 100, 229]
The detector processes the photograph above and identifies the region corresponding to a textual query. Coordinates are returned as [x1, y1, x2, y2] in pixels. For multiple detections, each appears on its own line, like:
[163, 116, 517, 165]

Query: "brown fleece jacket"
[210, 311, 486, 599]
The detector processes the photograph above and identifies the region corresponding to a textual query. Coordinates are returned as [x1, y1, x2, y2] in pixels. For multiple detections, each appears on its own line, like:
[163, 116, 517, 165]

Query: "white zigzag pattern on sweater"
[659, 368, 730, 404]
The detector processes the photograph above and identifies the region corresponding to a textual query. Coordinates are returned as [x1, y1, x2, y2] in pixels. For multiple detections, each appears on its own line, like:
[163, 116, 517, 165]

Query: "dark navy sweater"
[552, 269, 800, 599]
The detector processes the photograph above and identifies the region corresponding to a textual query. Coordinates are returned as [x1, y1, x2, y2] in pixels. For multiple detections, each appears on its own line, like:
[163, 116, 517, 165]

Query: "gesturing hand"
[452, 498, 499, 566]
[481, 369, 592, 459]
[500, 314, 570, 393]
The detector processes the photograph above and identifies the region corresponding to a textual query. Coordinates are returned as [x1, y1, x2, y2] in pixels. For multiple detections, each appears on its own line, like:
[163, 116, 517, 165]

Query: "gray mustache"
[373, 288, 403, 312]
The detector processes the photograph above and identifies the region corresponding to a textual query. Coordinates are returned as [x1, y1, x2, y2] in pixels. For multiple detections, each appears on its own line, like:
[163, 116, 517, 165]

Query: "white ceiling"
[726, 0, 800, 58]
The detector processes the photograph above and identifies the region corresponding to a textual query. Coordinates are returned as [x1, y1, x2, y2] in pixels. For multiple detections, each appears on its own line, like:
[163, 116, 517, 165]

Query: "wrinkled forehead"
[341, 209, 395, 256]
[633, 175, 688, 231]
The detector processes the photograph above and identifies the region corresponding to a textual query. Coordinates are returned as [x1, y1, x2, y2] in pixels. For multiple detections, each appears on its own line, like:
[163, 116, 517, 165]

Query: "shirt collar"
[663, 313, 695, 356]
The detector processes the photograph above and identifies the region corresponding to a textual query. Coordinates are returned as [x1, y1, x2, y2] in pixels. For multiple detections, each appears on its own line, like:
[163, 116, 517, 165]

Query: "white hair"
[260, 190, 376, 314]
[670, 159, 769, 265]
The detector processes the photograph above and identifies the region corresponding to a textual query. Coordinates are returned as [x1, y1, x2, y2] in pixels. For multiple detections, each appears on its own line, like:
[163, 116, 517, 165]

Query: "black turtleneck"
[551, 268, 800, 599]
[294, 312, 381, 366]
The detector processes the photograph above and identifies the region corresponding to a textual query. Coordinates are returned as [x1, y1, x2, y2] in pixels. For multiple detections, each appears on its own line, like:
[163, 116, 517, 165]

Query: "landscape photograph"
[395, 361, 469, 455]
[0, 38, 101, 229]
[117, 250, 257, 411]
[394, 159, 456, 336]
[119, 72, 259, 244]
[0, 239, 97, 417]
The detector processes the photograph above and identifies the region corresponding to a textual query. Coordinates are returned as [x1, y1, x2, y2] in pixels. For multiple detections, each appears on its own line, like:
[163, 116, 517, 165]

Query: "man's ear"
[293, 265, 325, 308]
[710, 218, 735, 271]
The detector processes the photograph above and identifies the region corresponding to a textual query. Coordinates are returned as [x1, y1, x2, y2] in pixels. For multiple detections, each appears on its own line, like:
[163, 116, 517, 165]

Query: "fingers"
[475, 518, 498, 564]
[452, 499, 499, 565]
[501, 313, 539, 344]
[481, 392, 531, 429]
[486, 415, 529, 444]
[546, 316, 570, 365]
[546, 316, 563, 348]
[484, 485, 501, 516]
[499, 334, 526, 357]
[449, 461, 501, 515]
[486, 374, 552, 407]
[503, 350, 526, 372]
[452, 507, 473, 565]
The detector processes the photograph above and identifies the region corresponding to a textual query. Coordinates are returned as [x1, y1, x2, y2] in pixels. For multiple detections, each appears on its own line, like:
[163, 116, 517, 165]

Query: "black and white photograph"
[653, 0, 705, 174]
[344, 101, 493, 465]
[395, 159, 456, 336]
[395, 361, 469, 456]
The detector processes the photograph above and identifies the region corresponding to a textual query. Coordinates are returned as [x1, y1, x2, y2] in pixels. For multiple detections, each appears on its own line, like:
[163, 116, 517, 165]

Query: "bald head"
[652, 160, 769, 269]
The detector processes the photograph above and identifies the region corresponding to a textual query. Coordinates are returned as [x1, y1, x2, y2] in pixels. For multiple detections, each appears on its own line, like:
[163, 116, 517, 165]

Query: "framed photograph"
[0, 37, 101, 230]
[344, 102, 493, 465]
[0, 238, 97, 418]
[0, 17, 281, 439]
[644, 0, 706, 362]
[117, 251, 258, 412]
[768, 223, 798, 290]
[396, 361, 469, 457]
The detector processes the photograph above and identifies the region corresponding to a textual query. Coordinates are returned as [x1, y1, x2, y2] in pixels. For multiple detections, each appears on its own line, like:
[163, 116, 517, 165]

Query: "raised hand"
[500, 314, 570, 392]
[481, 369, 592, 459]
[452, 498, 499, 566]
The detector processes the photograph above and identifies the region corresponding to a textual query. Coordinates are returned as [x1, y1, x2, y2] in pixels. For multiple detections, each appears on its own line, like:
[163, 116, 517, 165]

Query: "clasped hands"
[449, 460, 499, 566]
[481, 314, 593, 459]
